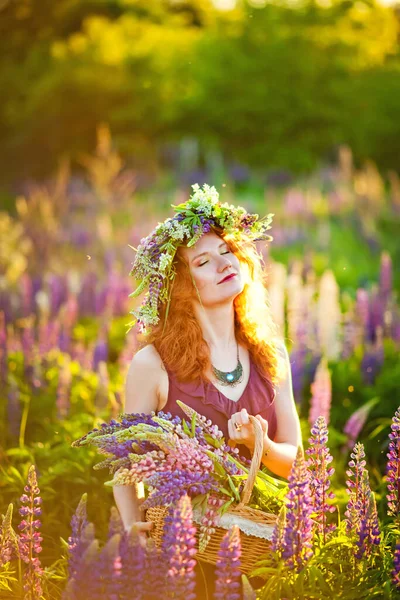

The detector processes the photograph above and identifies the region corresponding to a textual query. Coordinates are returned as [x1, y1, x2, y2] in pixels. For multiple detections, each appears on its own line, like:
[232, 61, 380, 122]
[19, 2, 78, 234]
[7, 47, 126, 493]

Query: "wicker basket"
[145, 415, 278, 574]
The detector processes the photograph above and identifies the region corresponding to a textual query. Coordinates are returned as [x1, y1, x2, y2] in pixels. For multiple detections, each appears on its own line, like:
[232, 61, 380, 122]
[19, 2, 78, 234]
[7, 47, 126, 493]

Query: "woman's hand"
[125, 520, 153, 547]
[227, 408, 270, 452]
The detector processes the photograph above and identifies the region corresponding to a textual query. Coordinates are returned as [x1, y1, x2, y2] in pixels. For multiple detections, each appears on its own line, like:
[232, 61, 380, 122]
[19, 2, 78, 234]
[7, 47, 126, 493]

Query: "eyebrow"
[192, 242, 228, 262]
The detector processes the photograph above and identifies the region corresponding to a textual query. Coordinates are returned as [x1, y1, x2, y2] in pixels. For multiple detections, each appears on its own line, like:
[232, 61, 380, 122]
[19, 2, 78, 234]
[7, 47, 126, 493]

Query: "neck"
[193, 301, 236, 351]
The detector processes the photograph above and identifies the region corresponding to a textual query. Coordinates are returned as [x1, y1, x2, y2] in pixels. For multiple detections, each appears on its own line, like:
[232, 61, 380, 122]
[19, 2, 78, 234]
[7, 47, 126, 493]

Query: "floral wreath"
[127, 183, 274, 334]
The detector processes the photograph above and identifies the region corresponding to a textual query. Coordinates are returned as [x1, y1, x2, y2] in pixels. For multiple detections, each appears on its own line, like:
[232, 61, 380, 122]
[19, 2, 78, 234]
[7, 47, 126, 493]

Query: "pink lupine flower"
[18, 465, 43, 600]
[308, 358, 332, 427]
[343, 398, 378, 451]
[0, 504, 19, 565]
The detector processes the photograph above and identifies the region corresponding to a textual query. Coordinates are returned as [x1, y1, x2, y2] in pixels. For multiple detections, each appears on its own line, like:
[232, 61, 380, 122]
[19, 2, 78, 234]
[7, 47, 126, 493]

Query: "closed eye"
[198, 250, 230, 267]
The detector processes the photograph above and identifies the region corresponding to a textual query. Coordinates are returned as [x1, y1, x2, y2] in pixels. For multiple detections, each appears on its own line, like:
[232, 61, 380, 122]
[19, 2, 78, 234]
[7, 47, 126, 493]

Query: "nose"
[216, 254, 232, 272]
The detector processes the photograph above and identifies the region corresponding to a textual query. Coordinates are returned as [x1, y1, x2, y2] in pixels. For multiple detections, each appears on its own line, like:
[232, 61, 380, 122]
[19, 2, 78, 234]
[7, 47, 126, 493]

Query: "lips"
[218, 273, 236, 284]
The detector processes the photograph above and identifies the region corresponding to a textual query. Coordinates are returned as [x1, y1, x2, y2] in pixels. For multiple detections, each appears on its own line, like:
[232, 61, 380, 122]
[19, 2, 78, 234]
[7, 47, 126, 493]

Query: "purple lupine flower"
[343, 398, 378, 451]
[89, 534, 123, 599]
[78, 272, 97, 318]
[306, 416, 336, 543]
[289, 345, 307, 405]
[0, 504, 19, 565]
[49, 274, 68, 317]
[356, 289, 370, 342]
[271, 504, 287, 555]
[386, 407, 400, 519]
[165, 494, 197, 600]
[379, 251, 392, 307]
[367, 492, 381, 549]
[58, 325, 71, 353]
[345, 442, 366, 534]
[392, 541, 400, 590]
[92, 330, 109, 371]
[18, 465, 43, 600]
[214, 525, 242, 600]
[143, 538, 167, 599]
[345, 442, 379, 557]
[20, 273, 34, 317]
[281, 446, 314, 572]
[119, 527, 145, 600]
[341, 310, 356, 360]
[308, 359, 332, 427]
[56, 358, 72, 419]
[143, 470, 219, 509]
[0, 310, 7, 385]
[0, 289, 12, 323]
[63, 538, 100, 600]
[361, 339, 384, 386]
[65, 493, 91, 581]
[354, 470, 374, 559]
[369, 289, 384, 342]
[107, 507, 125, 540]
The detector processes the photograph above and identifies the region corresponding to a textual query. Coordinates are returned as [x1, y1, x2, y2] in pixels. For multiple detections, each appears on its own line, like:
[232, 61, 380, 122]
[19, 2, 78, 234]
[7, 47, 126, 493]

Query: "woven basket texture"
[145, 415, 278, 574]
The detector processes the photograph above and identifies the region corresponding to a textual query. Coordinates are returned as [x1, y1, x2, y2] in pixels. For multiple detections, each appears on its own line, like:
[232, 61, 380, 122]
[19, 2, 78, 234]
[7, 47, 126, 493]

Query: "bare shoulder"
[125, 344, 168, 413]
[133, 343, 164, 368]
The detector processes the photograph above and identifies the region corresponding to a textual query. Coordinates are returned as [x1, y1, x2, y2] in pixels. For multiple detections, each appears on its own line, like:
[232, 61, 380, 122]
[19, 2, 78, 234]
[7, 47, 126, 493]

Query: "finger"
[255, 414, 268, 434]
[240, 408, 249, 425]
[129, 521, 153, 535]
[231, 411, 243, 427]
[228, 419, 237, 440]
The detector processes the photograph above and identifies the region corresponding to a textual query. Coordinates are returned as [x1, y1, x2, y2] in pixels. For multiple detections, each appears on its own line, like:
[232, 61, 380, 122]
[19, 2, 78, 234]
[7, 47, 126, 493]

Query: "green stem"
[19, 396, 31, 449]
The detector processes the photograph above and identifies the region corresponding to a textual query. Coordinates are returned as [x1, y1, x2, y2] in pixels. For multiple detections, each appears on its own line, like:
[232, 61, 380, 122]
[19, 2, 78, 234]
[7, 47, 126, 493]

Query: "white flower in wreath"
[159, 252, 172, 273]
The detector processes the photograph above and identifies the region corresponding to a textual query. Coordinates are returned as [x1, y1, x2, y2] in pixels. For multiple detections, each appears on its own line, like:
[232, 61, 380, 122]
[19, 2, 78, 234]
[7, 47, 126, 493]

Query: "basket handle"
[238, 415, 264, 507]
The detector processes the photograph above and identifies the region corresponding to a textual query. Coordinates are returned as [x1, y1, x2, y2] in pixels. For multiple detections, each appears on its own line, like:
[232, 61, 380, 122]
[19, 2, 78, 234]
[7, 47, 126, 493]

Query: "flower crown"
[127, 183, 274, 334]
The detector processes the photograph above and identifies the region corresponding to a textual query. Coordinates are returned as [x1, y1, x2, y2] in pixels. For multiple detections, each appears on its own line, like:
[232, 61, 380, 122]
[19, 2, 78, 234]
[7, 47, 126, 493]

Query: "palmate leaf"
[0, 562, 18, 591]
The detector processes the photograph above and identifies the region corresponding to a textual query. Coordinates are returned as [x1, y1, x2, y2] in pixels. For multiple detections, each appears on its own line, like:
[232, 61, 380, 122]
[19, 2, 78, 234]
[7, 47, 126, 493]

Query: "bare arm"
[259, 340, 302, 478]
[113, 345, 163, 532]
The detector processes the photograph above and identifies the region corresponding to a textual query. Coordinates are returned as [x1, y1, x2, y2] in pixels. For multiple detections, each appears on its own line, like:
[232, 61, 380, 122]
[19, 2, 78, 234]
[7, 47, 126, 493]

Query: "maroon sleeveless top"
[161, 359, 277, 459]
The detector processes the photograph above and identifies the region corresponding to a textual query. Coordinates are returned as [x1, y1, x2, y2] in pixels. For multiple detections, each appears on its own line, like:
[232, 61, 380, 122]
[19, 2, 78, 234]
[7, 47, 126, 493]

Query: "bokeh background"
[1, 0, 400, 597]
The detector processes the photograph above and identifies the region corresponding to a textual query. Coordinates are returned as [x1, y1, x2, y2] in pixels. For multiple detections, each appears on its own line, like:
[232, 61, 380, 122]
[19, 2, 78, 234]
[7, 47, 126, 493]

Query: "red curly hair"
[145, 229, 285, 385]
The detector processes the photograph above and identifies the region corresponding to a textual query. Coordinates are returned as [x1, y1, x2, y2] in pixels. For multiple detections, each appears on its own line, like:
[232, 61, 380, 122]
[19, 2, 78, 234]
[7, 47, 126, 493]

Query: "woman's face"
[180, 232, 244, 307]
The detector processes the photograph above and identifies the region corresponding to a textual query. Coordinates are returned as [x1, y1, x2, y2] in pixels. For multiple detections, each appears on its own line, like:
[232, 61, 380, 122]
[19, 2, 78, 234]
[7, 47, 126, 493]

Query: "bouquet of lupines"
[72, 401, 287, 550]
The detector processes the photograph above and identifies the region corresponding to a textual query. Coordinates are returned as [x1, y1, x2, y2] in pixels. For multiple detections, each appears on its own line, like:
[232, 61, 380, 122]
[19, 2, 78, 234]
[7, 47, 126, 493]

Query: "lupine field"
[1, 127, 400, 599]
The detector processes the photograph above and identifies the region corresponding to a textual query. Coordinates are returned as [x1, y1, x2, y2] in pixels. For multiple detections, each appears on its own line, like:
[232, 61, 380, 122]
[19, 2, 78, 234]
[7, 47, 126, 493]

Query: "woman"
[113, 184, 302, 586]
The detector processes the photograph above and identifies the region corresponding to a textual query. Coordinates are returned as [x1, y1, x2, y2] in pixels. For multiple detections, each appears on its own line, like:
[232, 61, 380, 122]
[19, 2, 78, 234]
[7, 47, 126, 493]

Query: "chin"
[220, 278, 244, 300]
